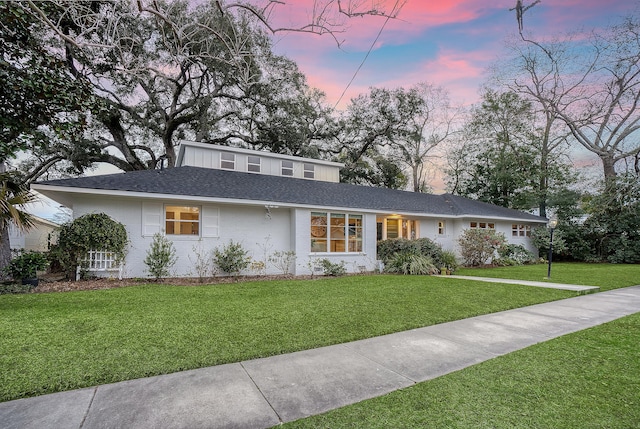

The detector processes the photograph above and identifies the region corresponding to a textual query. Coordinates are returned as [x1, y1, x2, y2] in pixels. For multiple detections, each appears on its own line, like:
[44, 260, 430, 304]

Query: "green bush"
[319, 259, 346, 276]
[531, 226, 568, 258]
[377, 238, 412, 262]
[377, 238, 445, 266]
[415, 238, 446, 266]
[496, 244, 537, 266]
[385, 252, 437, 275]
[585, 174, 640, 263]
[457, 229, 506, 267]
[144, 233, 177, 280]
[3, 250, 49, 280]
[50, 213, 128, 279]
[213, 241, 251, 276]
[0, 282, 34, 294]
[439, 250, 459, 273]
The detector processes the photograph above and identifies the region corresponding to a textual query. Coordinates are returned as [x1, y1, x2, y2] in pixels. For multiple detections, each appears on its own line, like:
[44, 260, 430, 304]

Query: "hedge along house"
[32, 141, 547, 278]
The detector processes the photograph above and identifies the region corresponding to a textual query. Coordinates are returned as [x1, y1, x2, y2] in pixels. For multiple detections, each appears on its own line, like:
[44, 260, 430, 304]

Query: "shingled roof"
[34, 166, 545, 222]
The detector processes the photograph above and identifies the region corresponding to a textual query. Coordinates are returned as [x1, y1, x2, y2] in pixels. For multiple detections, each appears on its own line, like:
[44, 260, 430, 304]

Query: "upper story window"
[438, 220, 446, 235]
[470, 221, 495, 230]
[282, 160, 294, 176]
[303, 163, 315, 179]
[512, 224, 531, 237]
[247, 156, 261, 172]
[221, 152, 235, 170]
[166, 206, 200, 235]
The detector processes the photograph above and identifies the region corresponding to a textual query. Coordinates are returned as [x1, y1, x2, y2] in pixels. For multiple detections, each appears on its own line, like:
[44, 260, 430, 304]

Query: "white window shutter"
[142, 202, 162, 236]
[202, 206, 220, 237]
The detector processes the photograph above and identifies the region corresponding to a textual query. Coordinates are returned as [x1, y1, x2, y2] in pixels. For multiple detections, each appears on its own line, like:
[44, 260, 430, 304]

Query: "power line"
[333, 2, 399, 109]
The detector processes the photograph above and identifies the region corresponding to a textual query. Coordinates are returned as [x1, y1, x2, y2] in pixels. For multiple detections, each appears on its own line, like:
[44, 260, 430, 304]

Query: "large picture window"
[311, 212, 362, 253]
[166, 206, 200, 235]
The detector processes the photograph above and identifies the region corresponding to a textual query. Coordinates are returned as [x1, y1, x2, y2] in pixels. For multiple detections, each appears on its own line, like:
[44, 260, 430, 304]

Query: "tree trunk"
[0, 225, 12, 279]
[602, 155, 617, 180]
[539, 151, 548, 218]
[412, 166, 420, 192]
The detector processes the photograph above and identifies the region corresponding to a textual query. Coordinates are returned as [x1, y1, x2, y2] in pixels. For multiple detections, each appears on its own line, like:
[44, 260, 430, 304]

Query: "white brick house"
[32, 141, 547, 278]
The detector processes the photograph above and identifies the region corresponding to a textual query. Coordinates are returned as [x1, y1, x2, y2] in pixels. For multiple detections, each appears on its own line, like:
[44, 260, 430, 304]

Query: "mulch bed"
[11, 273, 317, 294]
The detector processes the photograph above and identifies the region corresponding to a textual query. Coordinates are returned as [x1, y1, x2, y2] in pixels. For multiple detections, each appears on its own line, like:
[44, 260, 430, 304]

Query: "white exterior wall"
[420, 217, 541, 263]
[421, 218, 457, 252]
[180, 145, 340, 182]
[9, 220, 59, 252]
[292, 209, 378, 275]
[68, 194, 543, 277]
[445, 218, 540, 262]
[71, 196, 293, 278]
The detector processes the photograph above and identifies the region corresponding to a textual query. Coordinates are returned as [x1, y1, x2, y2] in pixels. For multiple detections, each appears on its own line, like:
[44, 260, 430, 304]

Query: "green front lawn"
[1, 275, 573, 402]
[456, 262, 640, 291]
[284, 312, 640, 429]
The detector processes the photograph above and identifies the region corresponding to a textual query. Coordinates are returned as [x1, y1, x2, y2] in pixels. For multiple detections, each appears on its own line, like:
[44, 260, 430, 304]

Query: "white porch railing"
[76, 250, 123, 280]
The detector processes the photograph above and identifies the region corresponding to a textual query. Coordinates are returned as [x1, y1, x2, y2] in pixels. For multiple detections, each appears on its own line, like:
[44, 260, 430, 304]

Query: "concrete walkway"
[2, 285, 640, 429]
[438, 275, 601, 292]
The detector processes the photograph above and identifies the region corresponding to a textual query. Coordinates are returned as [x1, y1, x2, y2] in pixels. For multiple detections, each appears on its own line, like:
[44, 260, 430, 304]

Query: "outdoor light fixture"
[264, 205, 279, 220]
[547, 217, 558, 278]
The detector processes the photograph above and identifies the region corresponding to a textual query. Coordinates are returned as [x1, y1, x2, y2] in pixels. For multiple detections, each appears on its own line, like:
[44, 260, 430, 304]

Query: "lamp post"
[547, 217, 558, 278]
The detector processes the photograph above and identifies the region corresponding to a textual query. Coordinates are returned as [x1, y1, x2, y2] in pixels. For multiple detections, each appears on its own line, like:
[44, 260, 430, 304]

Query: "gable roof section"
[33, 166, 546, 222]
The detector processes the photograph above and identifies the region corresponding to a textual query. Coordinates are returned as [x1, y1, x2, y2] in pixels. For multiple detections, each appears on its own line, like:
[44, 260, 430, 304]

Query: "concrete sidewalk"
[2, 285, 640, 429]
[437, 275, 601, 292]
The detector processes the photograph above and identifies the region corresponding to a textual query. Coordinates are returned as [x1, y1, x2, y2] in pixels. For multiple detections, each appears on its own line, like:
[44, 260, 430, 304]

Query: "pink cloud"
[268, 1, 494, 50]
[271, 0, 633, 109]
[300, 51, 487, 110]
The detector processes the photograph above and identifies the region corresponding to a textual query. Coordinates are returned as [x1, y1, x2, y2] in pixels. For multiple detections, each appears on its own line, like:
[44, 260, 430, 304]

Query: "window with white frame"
[469, 221, 495, 230]
[303, 163, 315, 179]
[247, 155, 261, 172]
[311, 212, 362, 253]
[438, 220, 446, 235]
[220, 152, 235, 170]
[512, 224, 531, 237]
[282, 160, 294, 176]
[165, 206, 200, 235]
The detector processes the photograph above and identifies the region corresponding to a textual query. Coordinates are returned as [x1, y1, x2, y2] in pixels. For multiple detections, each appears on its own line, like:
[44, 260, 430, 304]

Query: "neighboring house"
[32, 141, 547, 278]
[8, 215, 59, 252]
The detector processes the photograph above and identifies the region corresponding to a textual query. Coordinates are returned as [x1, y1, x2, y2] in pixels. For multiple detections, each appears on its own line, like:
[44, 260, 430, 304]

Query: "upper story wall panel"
[177, 141, 342, 183]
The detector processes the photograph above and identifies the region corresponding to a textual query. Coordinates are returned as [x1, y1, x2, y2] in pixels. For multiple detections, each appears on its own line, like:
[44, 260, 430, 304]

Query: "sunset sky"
[25, 0, 639, 219]
[269, 0, 636, 109]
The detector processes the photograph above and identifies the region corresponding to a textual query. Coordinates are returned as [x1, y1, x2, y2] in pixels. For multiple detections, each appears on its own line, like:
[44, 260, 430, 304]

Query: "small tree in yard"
[144, 233, 177, 281]
[458, 229, 506, 267]
[213, 240, 251, 278]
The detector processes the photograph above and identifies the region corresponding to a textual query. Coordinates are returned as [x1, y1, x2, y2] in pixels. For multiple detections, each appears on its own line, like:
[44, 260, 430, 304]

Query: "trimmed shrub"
[144, 233, 178, 280]
[213, 241, 251, 277]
